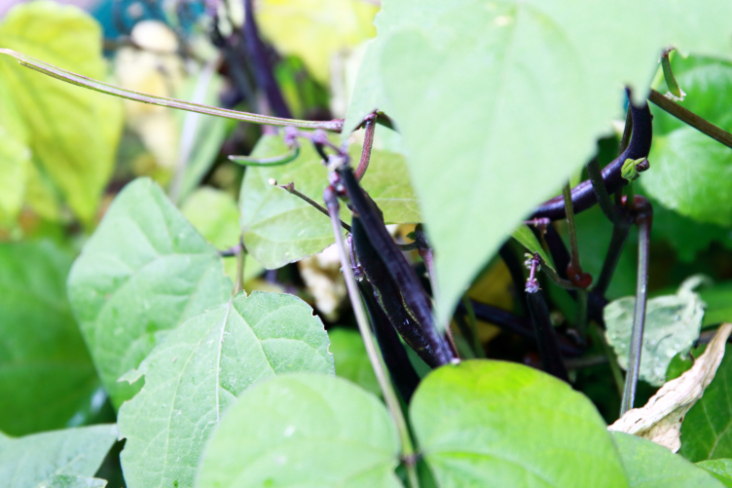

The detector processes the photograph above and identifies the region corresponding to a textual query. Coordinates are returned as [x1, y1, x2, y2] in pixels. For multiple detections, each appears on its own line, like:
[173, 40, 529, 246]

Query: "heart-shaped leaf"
[68, 178, 233, 407]
[195, 373, 401, 488]
[119, 291, 333, 488]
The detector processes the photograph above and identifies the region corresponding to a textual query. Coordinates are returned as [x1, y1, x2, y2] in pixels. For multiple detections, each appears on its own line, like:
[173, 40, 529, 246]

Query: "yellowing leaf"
[0, 1, 123, 222]
[256, 0, 378, 84]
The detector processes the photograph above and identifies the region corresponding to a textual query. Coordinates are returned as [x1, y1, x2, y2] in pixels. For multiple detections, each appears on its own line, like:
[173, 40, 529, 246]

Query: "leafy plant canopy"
[2, 0, 732, 487]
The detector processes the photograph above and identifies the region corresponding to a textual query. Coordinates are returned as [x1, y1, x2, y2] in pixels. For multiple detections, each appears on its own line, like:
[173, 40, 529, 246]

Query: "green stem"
[620, 217, 651, 415]
[586, 158, 624, 226]
[649, 88, 732, 150]
[235, 239, 246, 295]
[661, 49, 685, 99]
[592, 324, 624, 398]
[575, 289, 588, 340]
[0, 49, 344, 132]
[324, 187, 420, 488]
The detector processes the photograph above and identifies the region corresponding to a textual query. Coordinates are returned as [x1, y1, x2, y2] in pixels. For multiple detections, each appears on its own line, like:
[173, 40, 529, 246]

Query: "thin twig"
[324, 186, 420, 488]
[592, 323, 625, 398]
[235, 237, 246, 294]
[649, 88, 732, 149]
[562, 182, 581, 270]
[355, 115, 376, 181]
[461, 296, 485, 358]
[273, 180, 351, 232]
[0, 49, 344, 132]
[620, 206, 652, 415]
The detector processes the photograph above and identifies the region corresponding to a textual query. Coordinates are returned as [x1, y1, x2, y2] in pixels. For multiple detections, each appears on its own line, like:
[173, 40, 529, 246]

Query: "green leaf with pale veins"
[680, 344, 732, 461]
[698, 460, 732, 487]
[344, 0, 732, 325]
[240, 135, 419, 269]
[604, 275, 706, 386]
[67, 178, 233, 408]
[0, 424, 117, 488]
[0, 240, 100, 436]
[410, 360, 628, 488]
[118, 291, 333, 488]
[0, 1, 123, 222]
[328, 328, 379, 397]
[612, 432, 725, 487]
[195, 373, 401, 488]
[181, 187, 264, 284]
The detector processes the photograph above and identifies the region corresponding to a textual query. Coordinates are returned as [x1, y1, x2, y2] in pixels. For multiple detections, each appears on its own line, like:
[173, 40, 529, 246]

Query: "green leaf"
[0, 424, 117, 488]
[67, 178, 233, 408]
[409, 360, 627, 488]
[0, 240, 100, 436]
[328, 328, 379, 396]
[195, 373, 401, 488]
[680, 344, 732, 461]
[701, 282, 732, 327]
[511, 225, 555, 271]
[612, 432, 724, 487]
[240, 135, 419, 269]
[256, 0, 377, 84]
[698, 459, 732, 487]
[181, 187, 264, 284]
[0, 1, 123, 222]
[0, 122, 31, 221]
[119, 291, 333, 488]
[640, 128, 732, 226]
[604, 275, 706, 386]
[344, 0, 732, 325]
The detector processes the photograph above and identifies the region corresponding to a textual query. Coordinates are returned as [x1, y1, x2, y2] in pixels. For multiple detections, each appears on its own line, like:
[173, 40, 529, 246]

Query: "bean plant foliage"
[4, 0, 732, 487]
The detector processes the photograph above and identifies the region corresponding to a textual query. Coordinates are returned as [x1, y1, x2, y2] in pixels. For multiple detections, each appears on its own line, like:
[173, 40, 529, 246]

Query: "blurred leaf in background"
[0, 1, 123, 225]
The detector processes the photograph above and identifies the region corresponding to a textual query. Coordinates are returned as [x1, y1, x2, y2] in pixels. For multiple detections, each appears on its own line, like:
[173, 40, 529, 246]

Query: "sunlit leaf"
[0, 1, 123, 222]
[240, 135, 419, 269]
[612, 432, 724, 487]
[256, 0, 378, 84]
[698, 459, 732, 487]
[181, 187, 264, 284]
[67, 178, 233, 407]
[119, 292, 333, 488]
[345, 0, 732, 325]
[0, 424, 117, 488]
[195, 373, 401, 488]
[410, 360, 628, 488]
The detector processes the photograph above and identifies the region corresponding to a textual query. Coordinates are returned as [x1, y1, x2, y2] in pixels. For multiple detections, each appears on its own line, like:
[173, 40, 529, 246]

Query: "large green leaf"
[0, 424, 117, 488]
[195, 373, 401, 488]
[612, 432, 724, 487]
[679, 345, 732, 461]
[0, 241, 100, 436]
[698, 459, 732, 487]
[640, 128, 732, 226]
[240, 135, 419, 269]
[0, 121, 30, 221]
[181, 187, 264, 284]
[345, 0, 732, 325]
[328, 327, 379, 396]
[67, 178, 233, 407]
[409, 360, 627, 488]
[119, 292, 333, 488]
[0, 1, 123, 222]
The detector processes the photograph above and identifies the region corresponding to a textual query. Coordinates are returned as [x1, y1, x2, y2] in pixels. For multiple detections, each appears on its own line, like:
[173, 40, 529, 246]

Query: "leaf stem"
[649, 88, 732, 149]
[235, 238, 246, 294]
[273, 181, 351, 232]
[620, 201, 653, 415]
[355, 115, 376, 181]
[0, 49, 344, 132]
[324, 186, 420, 488]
